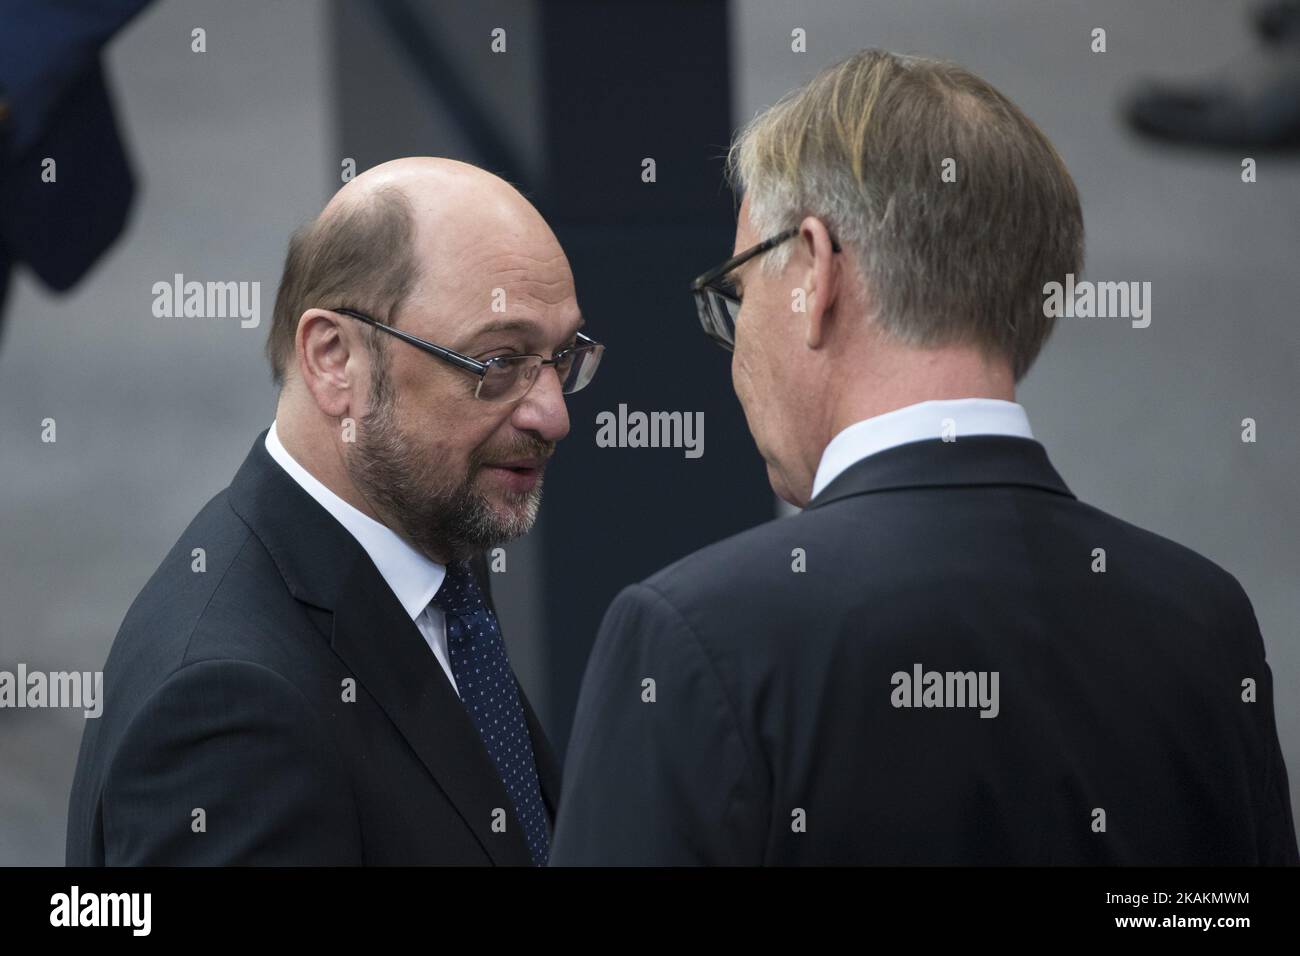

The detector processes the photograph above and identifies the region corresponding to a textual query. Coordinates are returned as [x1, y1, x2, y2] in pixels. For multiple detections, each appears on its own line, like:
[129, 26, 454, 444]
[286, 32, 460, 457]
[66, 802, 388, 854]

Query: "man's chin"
[473, 472, 543, 538]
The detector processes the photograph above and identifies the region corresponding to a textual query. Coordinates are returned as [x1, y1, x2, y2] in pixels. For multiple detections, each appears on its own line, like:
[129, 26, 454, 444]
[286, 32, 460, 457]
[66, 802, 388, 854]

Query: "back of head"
[728, 48, 1085, 380]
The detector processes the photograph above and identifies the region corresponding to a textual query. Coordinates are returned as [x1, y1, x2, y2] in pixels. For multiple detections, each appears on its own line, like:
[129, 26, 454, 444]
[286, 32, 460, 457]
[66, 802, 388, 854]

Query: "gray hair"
[727, 49, 1085, 380]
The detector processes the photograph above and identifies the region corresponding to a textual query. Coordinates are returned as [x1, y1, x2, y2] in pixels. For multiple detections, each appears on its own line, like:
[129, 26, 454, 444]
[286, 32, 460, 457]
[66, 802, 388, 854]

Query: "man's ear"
[797, 216, 839, 350]
[295, 309, 358, 418]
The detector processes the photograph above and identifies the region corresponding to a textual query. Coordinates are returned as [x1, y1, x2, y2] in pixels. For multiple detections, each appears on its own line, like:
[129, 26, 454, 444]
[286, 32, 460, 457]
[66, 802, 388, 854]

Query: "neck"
[275, 397, 384, 524]
[823, 344, 1016, 443]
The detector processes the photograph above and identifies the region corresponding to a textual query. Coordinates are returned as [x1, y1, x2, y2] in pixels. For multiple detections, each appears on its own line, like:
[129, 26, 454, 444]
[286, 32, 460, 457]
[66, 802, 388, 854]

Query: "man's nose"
[510, 363, 570, 442]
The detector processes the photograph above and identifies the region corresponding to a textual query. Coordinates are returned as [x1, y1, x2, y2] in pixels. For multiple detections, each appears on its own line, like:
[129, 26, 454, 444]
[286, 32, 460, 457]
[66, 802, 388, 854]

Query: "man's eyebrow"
[463, 318, 537, 344]
[462, 315, 585, 350]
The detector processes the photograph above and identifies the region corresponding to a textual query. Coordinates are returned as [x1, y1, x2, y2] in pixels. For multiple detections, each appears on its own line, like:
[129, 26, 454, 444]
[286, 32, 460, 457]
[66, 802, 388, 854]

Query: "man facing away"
[550, 50, 1298, 865]
[67, 158, 604, 864]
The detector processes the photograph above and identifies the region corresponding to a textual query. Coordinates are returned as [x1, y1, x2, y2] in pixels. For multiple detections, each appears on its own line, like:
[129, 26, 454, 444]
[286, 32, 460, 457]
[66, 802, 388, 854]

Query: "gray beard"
[346, 385, 546, 564]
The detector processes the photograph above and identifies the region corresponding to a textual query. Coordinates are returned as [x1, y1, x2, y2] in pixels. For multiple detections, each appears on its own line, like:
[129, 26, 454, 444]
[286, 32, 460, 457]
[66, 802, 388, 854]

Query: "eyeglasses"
[333, 307, 604, 402]
[689, 227, 840, 351]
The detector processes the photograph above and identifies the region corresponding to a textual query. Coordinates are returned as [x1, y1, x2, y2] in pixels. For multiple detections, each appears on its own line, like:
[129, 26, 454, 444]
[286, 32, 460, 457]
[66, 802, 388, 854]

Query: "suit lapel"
[330, 556, 535, 865]
[229, 429, 539, 865]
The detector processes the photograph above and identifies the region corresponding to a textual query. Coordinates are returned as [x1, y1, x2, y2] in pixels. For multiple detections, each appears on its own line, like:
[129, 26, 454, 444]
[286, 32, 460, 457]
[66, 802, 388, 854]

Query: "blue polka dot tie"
[433, 560, 550, 866]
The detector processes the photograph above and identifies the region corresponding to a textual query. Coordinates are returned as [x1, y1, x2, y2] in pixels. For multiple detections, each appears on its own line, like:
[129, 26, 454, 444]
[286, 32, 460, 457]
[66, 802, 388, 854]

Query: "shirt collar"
[810, 398, 1033, 500]
[264, 420, 445, 620]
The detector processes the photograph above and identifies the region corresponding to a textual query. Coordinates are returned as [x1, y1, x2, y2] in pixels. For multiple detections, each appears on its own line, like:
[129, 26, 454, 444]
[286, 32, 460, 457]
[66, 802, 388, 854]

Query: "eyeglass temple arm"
[334, 308, 487, 374]
[689, 229, 796, 290]
[689, 227, 842, 292]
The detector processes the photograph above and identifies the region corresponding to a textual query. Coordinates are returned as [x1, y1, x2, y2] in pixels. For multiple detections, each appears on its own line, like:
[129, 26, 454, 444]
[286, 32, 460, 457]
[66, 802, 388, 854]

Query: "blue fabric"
[0, 0, 149, 303]
[434, 561, 550, 866]
[0, 0, 153, 156]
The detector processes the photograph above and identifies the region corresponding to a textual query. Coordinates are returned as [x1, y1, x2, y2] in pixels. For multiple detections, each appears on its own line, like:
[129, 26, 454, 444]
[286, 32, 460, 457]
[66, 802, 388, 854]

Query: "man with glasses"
[67, 157, 602, 865]
[550, 50, 1297, 865]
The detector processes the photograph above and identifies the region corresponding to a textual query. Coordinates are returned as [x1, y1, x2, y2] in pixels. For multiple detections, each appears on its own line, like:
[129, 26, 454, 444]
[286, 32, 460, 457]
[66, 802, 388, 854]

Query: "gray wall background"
[0, 0, 333, 865]
[1, 0, 1295, 865]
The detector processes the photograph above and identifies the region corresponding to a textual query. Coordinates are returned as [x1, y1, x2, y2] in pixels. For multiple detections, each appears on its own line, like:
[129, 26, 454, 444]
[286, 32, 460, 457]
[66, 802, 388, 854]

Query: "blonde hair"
[728, 49, 1084, 380]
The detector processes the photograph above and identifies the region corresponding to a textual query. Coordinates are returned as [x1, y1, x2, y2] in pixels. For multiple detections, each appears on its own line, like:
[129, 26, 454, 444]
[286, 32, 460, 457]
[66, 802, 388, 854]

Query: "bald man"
[66, 158, 604, 865]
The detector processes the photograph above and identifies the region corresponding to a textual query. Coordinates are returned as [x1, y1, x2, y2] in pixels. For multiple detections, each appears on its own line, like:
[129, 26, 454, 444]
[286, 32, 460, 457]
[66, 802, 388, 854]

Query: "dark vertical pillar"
[535, 0, 773, 757]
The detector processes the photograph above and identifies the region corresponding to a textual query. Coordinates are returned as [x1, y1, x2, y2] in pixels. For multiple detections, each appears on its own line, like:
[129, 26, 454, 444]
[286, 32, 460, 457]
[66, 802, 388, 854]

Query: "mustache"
[470, 436, 555, 468]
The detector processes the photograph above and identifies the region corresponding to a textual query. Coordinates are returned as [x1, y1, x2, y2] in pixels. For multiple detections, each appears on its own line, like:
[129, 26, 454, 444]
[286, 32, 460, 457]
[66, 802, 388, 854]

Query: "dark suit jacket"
[66, 430, 560, 865]
[551, 436, 1299, 865]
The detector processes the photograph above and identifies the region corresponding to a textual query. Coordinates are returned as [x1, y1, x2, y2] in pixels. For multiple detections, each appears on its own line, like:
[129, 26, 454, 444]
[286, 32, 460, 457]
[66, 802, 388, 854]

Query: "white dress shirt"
[264, 421, 459, 696]
[810, 398, 1034, 500]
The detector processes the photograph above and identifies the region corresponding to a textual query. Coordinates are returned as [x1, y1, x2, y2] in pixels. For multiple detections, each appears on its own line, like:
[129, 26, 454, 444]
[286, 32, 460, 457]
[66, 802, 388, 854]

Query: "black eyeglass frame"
[689, 227, 841, 351]
[332, 306, 604, 401]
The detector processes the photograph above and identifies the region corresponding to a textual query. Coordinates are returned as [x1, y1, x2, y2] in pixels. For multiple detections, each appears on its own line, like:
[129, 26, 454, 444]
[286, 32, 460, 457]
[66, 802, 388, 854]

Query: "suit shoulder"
[633, 510, 831, 642]
[1073, 499, 1252, 607]
[104, 487, 323, 716]
[644, 512, 807, 593]
[108, 489, 254, 671]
